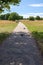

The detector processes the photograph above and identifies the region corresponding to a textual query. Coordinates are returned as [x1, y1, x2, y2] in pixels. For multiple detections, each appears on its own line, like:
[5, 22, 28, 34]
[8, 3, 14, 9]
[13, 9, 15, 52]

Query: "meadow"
[0, 20, 18, 43]
[23, 20, 43, 54]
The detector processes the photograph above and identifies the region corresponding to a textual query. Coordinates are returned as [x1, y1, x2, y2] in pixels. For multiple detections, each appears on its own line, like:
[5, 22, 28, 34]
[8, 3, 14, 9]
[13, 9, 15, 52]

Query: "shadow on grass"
[0, 32, 11, 44]
[32, 31, 43, 55]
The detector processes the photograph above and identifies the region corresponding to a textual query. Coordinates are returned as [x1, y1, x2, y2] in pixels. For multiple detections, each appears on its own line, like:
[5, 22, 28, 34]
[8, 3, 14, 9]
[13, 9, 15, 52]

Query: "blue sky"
[3, 0, 43, 18]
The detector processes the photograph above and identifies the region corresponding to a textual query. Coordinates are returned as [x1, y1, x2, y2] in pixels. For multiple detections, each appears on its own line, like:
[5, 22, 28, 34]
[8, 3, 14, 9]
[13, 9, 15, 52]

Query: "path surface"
[0, 22, 43, 65]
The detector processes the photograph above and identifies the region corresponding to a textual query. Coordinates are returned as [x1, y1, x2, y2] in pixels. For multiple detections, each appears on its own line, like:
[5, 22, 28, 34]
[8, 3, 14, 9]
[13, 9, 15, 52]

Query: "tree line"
[27, 16, 43, 21]
[0, 13, 43, 21]
[0, 12, 23, 20]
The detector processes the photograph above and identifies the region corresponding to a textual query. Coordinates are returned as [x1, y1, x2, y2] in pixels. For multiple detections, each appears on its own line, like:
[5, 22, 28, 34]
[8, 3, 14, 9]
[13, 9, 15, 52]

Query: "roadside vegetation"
[0, 20, 18, 44]
[23, 20, 43, 54]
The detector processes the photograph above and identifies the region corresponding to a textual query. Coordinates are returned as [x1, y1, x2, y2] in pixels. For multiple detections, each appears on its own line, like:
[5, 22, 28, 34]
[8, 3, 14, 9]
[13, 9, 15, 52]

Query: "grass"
[0, 20, 18, 44]
[23, 20, 43, 54]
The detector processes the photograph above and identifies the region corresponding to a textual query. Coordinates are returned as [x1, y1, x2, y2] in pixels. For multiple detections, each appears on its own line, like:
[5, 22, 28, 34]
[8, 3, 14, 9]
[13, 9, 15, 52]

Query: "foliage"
[19, 16, 23, 19]
[0, 12, 23, 20]
[40, 17, 43, 20]
[8, 12, 23, 20]
[0, 15, 5, 20]
[0, 0, 21, 12]
[35, 16, 41, 20]
[8, 12, 19, 20]
[0, 13, 10, 20]
[5, 13, 10, 20]
[29, 16, 35, 21]
[27, 16, 43, 20]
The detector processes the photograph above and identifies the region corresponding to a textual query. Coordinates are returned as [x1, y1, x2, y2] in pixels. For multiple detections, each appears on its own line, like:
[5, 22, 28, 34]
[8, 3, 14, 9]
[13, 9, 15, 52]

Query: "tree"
[0, 14, 5, 20]
[19, 16, 23, 19]
[0, 13, 10, 20]
[35, 16, 40, 20]
[8, 12, 20, 20]
[0, 12, 23, 20]
[40, 17, 43, 20]
[0, 0, 21, 13]
[5, 13, 10, 20]
[29, 16, 35, 21]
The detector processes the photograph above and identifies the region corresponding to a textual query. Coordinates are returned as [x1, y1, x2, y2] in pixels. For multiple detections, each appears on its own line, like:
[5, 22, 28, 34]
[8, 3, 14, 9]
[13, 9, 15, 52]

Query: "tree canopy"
[35, 16, 41, 20]
[28, 16, 35, 21]
[0, 12, 23, 20]
[0, 0, 21, 13]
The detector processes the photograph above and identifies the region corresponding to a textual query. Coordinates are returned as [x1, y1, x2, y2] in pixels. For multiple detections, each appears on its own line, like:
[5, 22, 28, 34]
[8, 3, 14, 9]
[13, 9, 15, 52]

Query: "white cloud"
[29, 3, 43, 7]
[20, 13, 43, 18]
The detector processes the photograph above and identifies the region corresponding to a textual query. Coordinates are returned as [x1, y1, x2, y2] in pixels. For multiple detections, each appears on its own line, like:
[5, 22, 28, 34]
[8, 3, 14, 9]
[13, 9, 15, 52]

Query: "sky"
[3, 0, 43, 18]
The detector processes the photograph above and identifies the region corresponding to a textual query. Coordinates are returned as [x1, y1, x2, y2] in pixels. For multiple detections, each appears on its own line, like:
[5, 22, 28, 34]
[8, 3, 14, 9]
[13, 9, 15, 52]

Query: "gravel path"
[0, 22, 43, 65]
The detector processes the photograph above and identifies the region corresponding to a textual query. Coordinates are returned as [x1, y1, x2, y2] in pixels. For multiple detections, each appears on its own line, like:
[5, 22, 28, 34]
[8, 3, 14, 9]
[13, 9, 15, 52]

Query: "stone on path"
[0, 22, 43, 65]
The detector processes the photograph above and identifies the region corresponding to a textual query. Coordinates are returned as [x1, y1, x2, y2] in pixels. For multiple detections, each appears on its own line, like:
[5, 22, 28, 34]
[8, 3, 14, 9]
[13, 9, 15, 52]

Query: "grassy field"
[23, 20, 43, 53]
[0, 20, 18, 44]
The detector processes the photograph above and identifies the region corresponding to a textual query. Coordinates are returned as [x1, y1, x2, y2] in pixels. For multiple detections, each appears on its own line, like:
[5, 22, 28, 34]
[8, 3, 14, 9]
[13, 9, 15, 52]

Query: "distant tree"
[5, 13, 10, 20]
[29, 16, 35, 21]
[0, 12, 23, 20]
[0, 14, 5, 20]
[35, 16, 40, 20]
[0, 0, 21, 13]
[0, 13, 10, 20]
[19, 16, 23, 19]
[8, 12, 20, 20]
[0, 15, 1, 20]
[40, 17, 43, 20]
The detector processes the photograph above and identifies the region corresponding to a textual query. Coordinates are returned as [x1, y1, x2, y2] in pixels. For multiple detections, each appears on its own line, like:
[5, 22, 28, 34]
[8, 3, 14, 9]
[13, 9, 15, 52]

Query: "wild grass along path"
[0, 22, 43, 65]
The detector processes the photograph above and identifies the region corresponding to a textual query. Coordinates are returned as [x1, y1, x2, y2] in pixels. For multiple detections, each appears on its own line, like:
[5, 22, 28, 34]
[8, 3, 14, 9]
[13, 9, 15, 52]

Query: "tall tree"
[0, 0, 21, 13]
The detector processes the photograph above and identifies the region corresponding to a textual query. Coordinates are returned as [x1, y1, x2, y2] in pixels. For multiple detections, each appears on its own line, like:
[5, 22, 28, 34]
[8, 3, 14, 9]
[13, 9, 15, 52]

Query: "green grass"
[23, 20, 43, 53]
[0, 20, 18, 44]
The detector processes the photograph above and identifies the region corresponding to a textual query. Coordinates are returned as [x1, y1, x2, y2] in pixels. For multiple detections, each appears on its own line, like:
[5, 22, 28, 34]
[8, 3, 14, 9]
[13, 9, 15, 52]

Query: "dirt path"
[0, 22, 43, 65]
